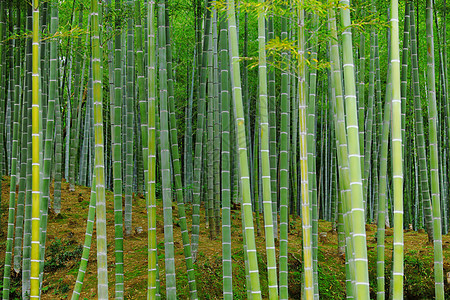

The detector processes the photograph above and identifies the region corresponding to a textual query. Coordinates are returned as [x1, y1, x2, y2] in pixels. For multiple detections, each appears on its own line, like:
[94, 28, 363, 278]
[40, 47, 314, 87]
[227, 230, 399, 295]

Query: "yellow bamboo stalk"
[298, 2, 314, 299]
[30, 0, 41, 298]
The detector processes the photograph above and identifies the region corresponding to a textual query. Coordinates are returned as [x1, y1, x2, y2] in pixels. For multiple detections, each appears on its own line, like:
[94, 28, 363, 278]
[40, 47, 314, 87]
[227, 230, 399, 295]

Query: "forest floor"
[1, 175, 450, 299]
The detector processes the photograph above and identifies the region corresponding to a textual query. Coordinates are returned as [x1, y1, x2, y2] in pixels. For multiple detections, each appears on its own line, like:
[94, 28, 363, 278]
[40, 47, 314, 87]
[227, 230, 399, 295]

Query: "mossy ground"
[0, 176, 449, 299]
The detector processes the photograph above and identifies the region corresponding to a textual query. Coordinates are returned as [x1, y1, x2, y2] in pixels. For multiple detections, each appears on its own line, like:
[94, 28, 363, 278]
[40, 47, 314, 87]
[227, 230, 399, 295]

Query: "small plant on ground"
[44, 238, 83, 272]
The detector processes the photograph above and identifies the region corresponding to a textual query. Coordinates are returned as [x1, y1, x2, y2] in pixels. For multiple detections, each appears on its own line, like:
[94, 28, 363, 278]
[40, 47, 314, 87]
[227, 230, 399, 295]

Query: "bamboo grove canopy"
[0, 0, 449, 299]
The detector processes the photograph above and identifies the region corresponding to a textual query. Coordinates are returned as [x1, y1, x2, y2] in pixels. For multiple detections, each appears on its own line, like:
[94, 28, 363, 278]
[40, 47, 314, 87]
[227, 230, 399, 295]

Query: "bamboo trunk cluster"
[0, 1, 448, 299]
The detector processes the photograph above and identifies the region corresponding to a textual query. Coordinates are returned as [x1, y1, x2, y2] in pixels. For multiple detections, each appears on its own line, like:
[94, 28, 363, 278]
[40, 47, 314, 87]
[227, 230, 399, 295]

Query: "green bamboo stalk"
[307, 13, 319, 299]
[64, 76, 70, 179]
[185, 54, 194, 204]
[203, 128, 208, 229]
[165, 3, 198, 296]
[257, 1, 278, 297]
[124, 0, 134, 237]
[38, 0, 59, 285]
[39, 2, 48, 137]
[372, 28, 382, 225]
[253, 114, 262, 236]
[299, 3, 314, 298]
[242, 11, 253, 223]
[426, 1, 445, 297]
[325, 101, 332, 223]
[53, 81, 63, 213]
[157, 0, 177, 296]
[377, 59, 392, 300]
[328, 5, 354, 296]
[112, 0, 124, 296]
[409, 1, 434, 241]
[4, 33, 11, 178]
[332, 136, 343, 255]
[227, 0, 262, 296]
[232, 116, 239, 207]
[136, 0, 148, 199]
[434, 12, 448, 234]
[191, 0, 212, 260]
[242, 203, 252, 299]
[78, 100, 89, 186]
[2, 10, 21, 296]
[319, 98, 326, 221]
[71, 175, 97, 300]
[413, 132, 421, 230]
[390, 0, 404, 297]
[212, 10, 221, 237]
[5, 5, 22, 272]
[339, 0, 370, 297]
[105, 0, 114, 193]
[363, 17, 376, 218]
[207, 20, 215, 239]
[219, 10, 232, 299]
[134, 101, 144, 197]
[445, 4, 450, 207]
[267, 15, 277, 241]
[401, 3, 410, 166]
[81, 71, 93, 187]
[121, 30, 126, 178]
[75, 14, 92, 186]
[69, 6, 84, 191]
[358, 7, 366, 188]
[14, 73, 29, 274]
[91, 0, 108, 297]
[279, 9, 290, 299]
[291, 56, 298, 216]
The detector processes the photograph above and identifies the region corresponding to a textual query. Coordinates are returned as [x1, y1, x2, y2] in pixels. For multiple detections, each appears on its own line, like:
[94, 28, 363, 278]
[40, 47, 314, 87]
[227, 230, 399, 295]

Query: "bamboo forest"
[1, 0, 450, 299]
